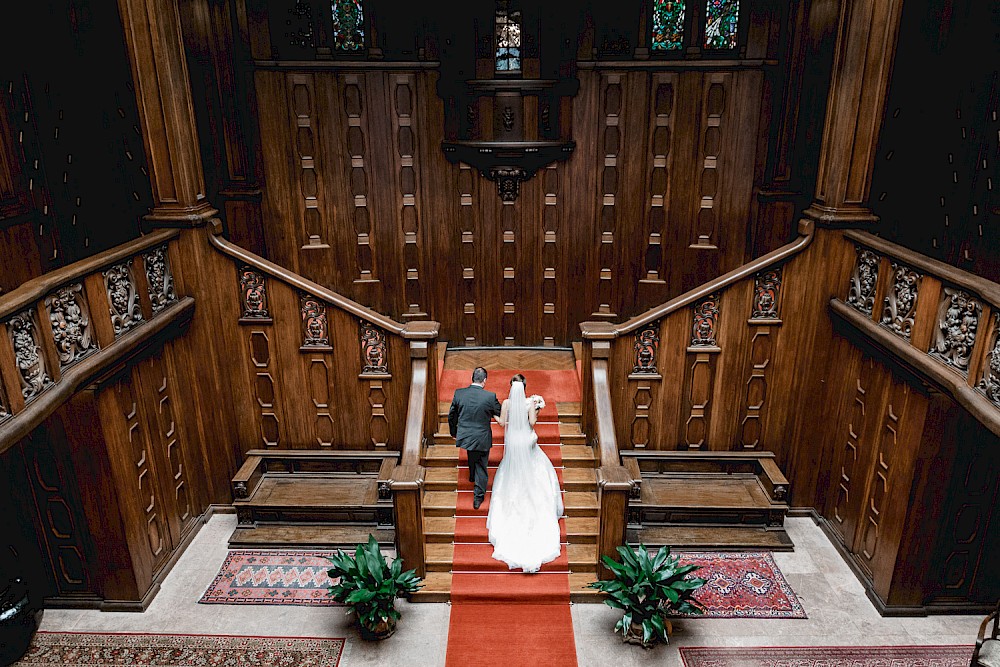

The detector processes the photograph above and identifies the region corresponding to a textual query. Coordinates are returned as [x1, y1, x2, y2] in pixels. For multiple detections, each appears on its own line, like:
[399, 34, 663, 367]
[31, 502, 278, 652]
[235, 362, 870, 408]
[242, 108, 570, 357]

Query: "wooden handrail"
[0, 297, 195, 454]
[581, 219, 814, 339]
[845, 230, 1000, 306]
[401, 344, 430, 467]
[591, 356, 619, 467]
[206, 221, 438, 340]
[0, 229, 179, 320]
[831, 299, 1000, 439]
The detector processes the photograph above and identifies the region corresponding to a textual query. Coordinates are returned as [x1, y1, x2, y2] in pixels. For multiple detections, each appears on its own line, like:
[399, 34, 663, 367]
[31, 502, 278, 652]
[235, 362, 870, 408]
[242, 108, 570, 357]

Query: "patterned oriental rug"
[679, 645, 974, 666]
[199, 550, 341, 606]
[16, 632, 345, 666]
[675, 551, 806, 618]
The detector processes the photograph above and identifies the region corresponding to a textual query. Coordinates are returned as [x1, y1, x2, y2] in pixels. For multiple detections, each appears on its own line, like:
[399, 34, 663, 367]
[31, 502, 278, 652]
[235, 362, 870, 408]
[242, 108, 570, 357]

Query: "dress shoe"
[473, 498, 482, 510]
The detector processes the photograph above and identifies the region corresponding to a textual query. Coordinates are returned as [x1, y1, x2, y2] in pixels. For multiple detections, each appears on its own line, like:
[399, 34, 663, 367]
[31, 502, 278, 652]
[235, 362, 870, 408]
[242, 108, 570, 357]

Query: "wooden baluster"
[389, 464, 426, 579]
[597, 465, 632, 580]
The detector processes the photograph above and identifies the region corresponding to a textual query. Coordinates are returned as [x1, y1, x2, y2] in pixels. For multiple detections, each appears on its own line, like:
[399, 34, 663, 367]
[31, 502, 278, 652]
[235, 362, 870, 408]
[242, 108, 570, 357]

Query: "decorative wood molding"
[631, 321, 661, 375]
[104, 261, 146, 337]
[238, 266, 271, 323]
[750, 268, 782, 321]
[977, 313, 1000, 407]
[44, 283, 98, 369]
[299, 294, 331, 350]
[831, 299, 1000, 439]
[847, 245, 880, 316]
[360, 320, 389, 376]
[580, 219, 813, 339]
[689, 293, 721, 348]
[928, 287, 981, 375]
[879, 262, 922, 341]
[7, 309, 53, 403]
[142, 244, 177, 314]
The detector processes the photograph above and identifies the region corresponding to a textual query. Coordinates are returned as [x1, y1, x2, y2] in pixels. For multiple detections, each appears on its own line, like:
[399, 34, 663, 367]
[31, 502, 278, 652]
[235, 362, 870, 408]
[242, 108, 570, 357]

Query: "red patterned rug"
[17, 632, 344, 666]
[679, 645, 973, 666]
[673, 552, 806, 618]
[199, 550, 341, 605]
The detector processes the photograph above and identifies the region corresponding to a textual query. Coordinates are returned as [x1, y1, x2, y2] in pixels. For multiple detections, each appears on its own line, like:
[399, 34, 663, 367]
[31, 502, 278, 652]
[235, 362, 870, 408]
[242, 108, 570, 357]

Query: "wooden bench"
[621, 451, 792, 551]
[229, 449, 399, 549]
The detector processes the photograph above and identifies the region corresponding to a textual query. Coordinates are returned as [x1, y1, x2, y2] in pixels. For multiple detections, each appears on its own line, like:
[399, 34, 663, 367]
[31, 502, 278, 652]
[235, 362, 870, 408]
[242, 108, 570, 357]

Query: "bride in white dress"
[487, 375, 564, 573]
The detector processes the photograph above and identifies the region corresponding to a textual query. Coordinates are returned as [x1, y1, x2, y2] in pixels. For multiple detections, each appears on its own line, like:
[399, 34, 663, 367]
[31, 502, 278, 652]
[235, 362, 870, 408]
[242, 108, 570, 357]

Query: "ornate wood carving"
[458, 165, 476, 346]
[750, 268, 782, 320]
[0, 378, 9, 422]
[632, 322, 660, 374]
[45, 283, 97, 368]
[309, 356, 334, 447]
[977, 314, 1000, 406]
[248, 330, 280, 447]
[541, 166, 559, 346]
[692, 74, 729, 249]
[879, 263, 922, 340]
[104, 261, 144, 337]
[737, 327, 772, 450]
[690, 293, 721, 347]
[8, 310, 53, 402]
[239, 266, 271, 321]
[642, 75, 676, 283]
[360, 320, 388, 375]
[683, 352, 714, 450]
[289, 74, 326, 247]
[830, 357, 875, 547]
[928, 287, 981, 374]
[299, 294, 330, 349]
[593, 73, 622, 318]
[343, 74, 377, 283]
[630, 383, 653, 449]
[393, 74, 426, 319]
[142, 244, 176, 314]
[144, 355, 192, 531]
[367, 380, 388, 448]
[848, 247, 880, 315]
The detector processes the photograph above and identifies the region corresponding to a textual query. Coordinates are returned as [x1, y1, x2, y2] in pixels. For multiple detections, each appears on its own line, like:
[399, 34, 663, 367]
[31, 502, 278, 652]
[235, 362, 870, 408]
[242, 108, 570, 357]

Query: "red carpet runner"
[442, 368, 580, 667]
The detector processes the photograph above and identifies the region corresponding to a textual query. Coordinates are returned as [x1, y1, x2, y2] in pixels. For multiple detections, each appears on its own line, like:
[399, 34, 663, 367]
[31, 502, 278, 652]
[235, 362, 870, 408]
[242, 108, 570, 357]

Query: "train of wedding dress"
[486, 380, 564, 573]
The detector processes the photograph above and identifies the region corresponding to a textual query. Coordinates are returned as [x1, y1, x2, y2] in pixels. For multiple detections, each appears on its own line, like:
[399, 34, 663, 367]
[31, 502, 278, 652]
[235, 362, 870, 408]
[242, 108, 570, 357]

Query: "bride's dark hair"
[510, 373, 526, 389]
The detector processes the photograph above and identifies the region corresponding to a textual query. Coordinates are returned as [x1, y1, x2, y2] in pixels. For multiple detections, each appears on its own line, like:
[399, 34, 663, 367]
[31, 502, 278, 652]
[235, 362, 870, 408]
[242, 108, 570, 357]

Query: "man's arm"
[448, 397, 460, 438]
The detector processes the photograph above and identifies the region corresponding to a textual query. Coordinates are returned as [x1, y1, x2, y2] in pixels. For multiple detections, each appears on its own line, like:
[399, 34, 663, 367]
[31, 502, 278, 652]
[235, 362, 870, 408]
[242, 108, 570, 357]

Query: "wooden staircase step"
[556, 402, 582, 423]
[423, 544, 597, 572]
[421, 516, 600, 544]
[570, 572, 604, 603]
[561, 445, 596, 468]
[423, 466, 596, 491]
[422, 491, 598, 517]
[228, 525, 394, 549]
[411, 571, 451, 603]
[628, 525, 794, 551]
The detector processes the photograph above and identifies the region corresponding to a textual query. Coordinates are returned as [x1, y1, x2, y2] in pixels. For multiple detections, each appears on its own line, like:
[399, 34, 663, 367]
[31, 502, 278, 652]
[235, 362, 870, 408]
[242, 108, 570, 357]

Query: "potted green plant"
[588, 544, 706, 648]
[326, 535, 423, 640]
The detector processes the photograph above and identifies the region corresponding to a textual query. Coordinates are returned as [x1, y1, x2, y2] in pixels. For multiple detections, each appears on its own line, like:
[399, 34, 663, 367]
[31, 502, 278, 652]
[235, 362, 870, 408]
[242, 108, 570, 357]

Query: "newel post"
[597, 465, 633, 580]
[389, 465, 425, 578]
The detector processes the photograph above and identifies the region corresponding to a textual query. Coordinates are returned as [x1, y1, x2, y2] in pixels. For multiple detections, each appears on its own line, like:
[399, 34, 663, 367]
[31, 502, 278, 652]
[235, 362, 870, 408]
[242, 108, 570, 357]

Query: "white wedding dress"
[486, 381, 564, 573]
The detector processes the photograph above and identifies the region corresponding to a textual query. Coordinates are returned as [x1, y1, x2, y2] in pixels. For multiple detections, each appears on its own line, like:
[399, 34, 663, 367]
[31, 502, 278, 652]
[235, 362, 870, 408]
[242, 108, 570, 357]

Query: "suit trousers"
[466, 449, 489, 503]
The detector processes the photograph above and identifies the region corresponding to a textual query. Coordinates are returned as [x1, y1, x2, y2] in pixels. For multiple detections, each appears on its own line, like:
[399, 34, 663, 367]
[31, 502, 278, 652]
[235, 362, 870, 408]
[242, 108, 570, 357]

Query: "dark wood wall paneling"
[0, 0, 153, 295]
[870, 0, 1000, 282]
[169, 0, 836, 346]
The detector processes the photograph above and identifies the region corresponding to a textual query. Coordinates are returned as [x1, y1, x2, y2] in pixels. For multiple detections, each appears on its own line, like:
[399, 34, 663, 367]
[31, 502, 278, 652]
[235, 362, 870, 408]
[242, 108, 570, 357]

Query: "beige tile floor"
[36, 515, 980, 666]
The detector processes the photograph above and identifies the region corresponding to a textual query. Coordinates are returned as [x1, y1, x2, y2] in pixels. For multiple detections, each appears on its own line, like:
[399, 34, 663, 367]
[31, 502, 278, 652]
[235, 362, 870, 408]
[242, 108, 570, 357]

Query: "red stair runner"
[443, 368, 580, 667]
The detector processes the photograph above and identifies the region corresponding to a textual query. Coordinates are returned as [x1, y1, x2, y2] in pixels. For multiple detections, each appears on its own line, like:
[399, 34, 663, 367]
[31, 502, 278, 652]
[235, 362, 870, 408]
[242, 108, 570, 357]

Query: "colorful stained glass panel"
[704, 0, 739, 50]
[652, 0, 685, 51]
[331, 0, 364, 51]
[496, 8, 521, 72]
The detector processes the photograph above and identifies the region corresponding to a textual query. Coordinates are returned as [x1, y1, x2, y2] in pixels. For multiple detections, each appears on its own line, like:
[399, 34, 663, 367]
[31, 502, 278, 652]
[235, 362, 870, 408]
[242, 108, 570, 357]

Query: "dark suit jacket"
[448, 385, 502, 452]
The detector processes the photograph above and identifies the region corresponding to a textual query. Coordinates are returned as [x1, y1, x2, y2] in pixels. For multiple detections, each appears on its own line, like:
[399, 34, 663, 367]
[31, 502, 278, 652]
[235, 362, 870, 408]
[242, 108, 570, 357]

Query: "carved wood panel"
[7, 308, 54, 404]
[593, 73, 623, 319]
[541, 166, 560, 346]
[247, 329, 281, 447]
[391, 74, 427, 320]
[642, 74, 676, 284]
[458, 164, 477, 346]
[343, 74, 378, 285]
[288, 73, 327, 249]
[692, 73, 731, 250]
[44, 283, 98, 369]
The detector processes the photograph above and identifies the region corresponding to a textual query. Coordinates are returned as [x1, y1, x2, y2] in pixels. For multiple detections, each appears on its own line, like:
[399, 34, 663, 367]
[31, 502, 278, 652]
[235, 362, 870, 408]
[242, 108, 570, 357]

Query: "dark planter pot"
[0, 577, 42, 667]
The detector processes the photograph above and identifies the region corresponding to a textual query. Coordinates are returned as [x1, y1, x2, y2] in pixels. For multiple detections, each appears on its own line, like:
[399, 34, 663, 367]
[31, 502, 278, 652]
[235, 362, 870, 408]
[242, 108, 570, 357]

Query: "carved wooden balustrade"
[832, 230, 1000, 436]
[0, 229, 192, 454]
[204, 221, 438, 575]
[579, 219, 815, 571]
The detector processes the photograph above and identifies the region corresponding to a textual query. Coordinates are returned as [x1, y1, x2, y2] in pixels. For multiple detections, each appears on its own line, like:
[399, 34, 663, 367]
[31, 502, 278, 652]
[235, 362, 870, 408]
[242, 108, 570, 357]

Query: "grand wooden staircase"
[411, 350, 604, 602]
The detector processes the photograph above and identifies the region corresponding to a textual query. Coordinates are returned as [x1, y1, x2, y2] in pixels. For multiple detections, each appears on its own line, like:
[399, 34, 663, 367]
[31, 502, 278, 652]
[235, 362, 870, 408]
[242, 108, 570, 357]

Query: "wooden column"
[804, 0, 904, 225]
[118, 0, 217, 224]
[596, 465, 632, 580]
[389, 464, 426, 578]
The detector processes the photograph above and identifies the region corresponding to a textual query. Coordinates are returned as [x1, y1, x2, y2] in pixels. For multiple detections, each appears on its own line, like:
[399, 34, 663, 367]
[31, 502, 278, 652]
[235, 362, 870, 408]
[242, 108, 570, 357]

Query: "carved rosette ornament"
[45, 283, 97, 368]
[8, 311, 53, 402]
[239, 267, 270, 320]
[489, 167, 527, 203]
[300, 295, 329, 348]
[360, 321, 389, 374]
[879, 263, 922, 339]
[847, 247, 880, 315]
[977, 314, 1000, 406]
[751, 268, 782, 320]
[103, 261, 144, 336]
[143, 244, 176, 314]
[632, 322, 660, 374]
[929, 287, 981, 374]
[690, 293, 721, 347]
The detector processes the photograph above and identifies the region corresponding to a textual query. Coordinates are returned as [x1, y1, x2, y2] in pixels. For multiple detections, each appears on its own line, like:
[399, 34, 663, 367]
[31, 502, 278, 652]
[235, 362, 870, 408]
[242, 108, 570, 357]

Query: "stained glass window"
[704, 0, 739, 50]
[652, 0, 685, 51]
[495, 4, 521, 73]
[331, 0, 364, 51]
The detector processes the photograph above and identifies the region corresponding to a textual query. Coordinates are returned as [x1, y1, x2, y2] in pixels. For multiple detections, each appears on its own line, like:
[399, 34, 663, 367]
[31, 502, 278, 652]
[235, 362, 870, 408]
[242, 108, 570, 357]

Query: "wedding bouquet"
[527, 394, 546, 411]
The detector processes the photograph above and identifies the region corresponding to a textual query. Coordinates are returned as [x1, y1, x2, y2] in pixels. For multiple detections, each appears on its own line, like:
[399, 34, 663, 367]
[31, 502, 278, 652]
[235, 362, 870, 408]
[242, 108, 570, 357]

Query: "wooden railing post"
[597, 465, 632, 580]
[389, 464, 426, 578]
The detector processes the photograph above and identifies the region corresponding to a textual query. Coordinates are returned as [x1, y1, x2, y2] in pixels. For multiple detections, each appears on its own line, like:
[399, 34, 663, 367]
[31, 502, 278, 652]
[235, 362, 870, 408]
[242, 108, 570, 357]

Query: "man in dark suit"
[448, 366, 502, 509]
